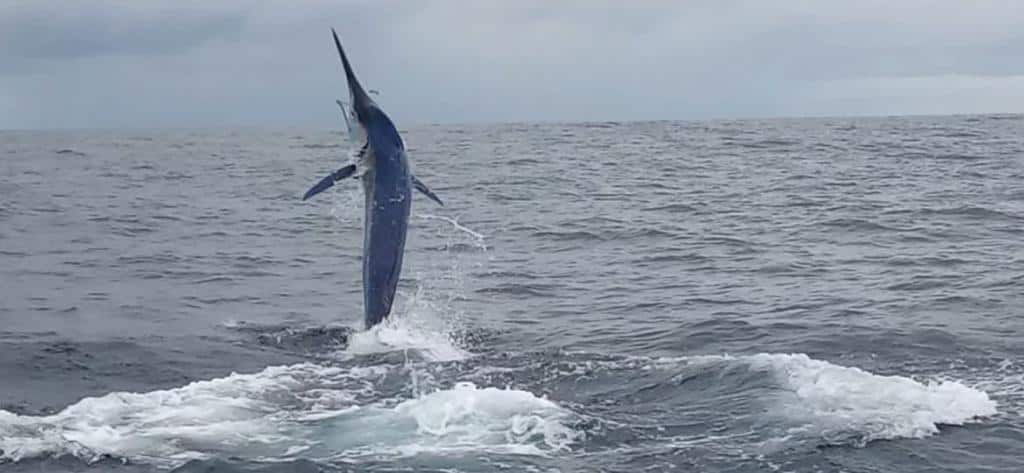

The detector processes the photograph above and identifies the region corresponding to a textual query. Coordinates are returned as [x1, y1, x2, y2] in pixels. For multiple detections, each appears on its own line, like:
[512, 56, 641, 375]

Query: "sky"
[2, 0, 1023, 129]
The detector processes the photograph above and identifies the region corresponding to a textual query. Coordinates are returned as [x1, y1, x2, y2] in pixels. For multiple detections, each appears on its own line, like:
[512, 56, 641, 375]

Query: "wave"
[54, 149, 87, 157]
[819, 217, 905, 232]
[738, 353, 997, 447]
[917, 206, 1022, 222]
[0, 350, 997, 469]
[475, 351, 998, 449]
[0, 364, 576, 469]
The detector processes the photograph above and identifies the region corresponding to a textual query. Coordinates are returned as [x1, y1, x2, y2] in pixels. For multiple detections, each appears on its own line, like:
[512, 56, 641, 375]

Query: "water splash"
[342, 284, 470, 363]
[418, 213, 488, 251]
[0, 362, 579, 468]
[745, 353, 998, 446]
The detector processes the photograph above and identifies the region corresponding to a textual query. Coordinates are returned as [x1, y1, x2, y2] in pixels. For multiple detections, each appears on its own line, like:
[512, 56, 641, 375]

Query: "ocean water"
[1, 114, 1022, 472]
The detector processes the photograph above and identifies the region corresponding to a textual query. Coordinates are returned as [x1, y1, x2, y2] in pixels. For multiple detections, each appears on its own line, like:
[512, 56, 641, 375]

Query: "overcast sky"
[2, 0, 1023, 129]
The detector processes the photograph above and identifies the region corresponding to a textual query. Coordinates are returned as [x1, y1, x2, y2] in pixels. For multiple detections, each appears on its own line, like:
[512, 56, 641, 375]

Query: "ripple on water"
[1, 117, 1023, 472]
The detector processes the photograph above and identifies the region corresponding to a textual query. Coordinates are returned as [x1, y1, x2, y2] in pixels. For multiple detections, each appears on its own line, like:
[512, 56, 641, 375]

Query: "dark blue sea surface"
[1, 114, 1023, 472]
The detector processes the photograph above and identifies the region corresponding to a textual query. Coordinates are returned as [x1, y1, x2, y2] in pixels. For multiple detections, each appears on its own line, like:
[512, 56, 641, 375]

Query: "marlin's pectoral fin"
[412, 175, 444, 206]
[302, 164, 357, 201]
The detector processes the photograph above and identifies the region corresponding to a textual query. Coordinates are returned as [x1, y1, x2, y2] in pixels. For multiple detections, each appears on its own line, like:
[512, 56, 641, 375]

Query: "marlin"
[302, 29, 444, 329]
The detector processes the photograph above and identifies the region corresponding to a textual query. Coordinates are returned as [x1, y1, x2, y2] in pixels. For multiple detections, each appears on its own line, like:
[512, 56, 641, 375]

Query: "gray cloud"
[0, 1, 247, 74]
[1, 0, 1022, 129]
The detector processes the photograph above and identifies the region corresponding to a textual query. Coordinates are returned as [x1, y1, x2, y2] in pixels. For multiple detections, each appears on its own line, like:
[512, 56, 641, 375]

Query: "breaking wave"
[0, 351, 996, 469]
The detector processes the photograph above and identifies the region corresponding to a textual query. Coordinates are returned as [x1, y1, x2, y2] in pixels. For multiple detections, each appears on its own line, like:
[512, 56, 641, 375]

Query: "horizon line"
[1, 110, 1020, 133]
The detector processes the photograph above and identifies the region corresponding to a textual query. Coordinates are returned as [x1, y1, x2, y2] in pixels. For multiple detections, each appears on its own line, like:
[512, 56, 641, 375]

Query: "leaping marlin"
[302, 29, 444, 329]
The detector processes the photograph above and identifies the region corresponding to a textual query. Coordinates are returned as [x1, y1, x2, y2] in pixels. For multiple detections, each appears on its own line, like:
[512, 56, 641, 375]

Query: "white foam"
[1, 350, 998, 468]
[741, 353, 998, 445]
[312, 381, 580, 460]
[345, 321, 467, 363]
[563, 350, 998, 447]
[0, 363, 574, 468]
[341, 286, 470, 362]
[219, 319, 246, 329]
[396, 382, 577, 451]
[0, 363, 361, 466]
